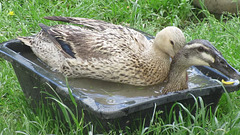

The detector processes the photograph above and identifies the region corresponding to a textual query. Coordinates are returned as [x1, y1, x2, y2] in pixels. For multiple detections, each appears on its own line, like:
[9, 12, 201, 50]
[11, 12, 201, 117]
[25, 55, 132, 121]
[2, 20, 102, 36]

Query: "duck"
[162, 39, 240, 94]
[17, 16, 186, 86]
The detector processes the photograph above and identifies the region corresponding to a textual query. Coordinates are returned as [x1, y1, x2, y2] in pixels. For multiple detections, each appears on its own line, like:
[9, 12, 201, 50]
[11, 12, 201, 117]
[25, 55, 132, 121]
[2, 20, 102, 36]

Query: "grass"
[1, 0, 240, 134]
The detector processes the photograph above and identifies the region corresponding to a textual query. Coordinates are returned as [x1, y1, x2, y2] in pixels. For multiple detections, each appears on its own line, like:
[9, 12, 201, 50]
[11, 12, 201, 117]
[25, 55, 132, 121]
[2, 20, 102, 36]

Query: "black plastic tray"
[0, 39, 240, 131]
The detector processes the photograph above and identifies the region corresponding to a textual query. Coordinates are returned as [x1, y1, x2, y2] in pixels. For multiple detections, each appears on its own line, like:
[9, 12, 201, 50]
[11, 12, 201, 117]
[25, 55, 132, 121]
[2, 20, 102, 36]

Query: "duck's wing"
[44, 16, 153, 50]
[39, 23, 73, 58]
[44, 16, 153, 39]
[44, 16, 118, 31]
[40, 24, 140, 60]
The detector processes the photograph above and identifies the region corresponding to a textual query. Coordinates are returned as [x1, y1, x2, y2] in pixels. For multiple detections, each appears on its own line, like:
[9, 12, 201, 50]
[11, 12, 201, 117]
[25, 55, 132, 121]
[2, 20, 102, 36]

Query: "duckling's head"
[153, 26, 186, 58]
[174, 39, 240, 80]
[164, 39, 240, 94]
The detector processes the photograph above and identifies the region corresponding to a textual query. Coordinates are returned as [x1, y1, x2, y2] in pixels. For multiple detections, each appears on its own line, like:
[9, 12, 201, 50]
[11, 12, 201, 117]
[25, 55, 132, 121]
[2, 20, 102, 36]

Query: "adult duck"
[18, 16, 186, 86]
[162, 39, 240, 94]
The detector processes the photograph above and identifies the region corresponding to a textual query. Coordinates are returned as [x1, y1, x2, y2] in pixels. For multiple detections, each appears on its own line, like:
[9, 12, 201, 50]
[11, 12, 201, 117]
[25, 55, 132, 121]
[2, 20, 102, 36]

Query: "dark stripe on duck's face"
[187, 39, 240, 80]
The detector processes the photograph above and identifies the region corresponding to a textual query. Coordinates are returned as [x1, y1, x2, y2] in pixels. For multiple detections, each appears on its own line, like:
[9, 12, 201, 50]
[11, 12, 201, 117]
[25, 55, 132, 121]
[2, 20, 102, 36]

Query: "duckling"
[18, 16, 186, 86]
[162, 39, 240, 94]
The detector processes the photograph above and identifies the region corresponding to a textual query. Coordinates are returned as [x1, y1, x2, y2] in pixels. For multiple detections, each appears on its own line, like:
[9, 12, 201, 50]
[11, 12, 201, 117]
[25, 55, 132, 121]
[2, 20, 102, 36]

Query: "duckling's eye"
[170, 40, 174, 46]
[197, 46, 205, 52]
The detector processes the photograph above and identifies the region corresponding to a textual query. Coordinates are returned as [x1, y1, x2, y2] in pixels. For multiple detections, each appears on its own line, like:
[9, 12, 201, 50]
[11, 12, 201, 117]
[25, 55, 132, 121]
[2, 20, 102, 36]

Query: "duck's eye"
[170, 40, 174, 46]
[197, 46, 205, 52]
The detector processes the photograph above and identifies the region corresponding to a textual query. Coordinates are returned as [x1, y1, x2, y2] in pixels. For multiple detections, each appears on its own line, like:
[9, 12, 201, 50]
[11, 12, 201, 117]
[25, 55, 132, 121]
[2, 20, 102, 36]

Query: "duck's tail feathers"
[44, 16, 110, 31]
[44, 16, 70, 23]
[17, 36, 34, 47]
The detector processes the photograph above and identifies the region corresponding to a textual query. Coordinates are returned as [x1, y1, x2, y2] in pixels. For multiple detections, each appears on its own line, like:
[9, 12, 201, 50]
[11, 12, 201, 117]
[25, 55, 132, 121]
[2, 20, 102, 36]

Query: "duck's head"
[153, 26, 186, 58]
[175, 39, 240, 80]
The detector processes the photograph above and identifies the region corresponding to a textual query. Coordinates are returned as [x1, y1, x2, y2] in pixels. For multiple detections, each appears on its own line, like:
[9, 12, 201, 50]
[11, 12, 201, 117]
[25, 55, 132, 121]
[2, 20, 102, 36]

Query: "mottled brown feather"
[46, 24, 151, 60]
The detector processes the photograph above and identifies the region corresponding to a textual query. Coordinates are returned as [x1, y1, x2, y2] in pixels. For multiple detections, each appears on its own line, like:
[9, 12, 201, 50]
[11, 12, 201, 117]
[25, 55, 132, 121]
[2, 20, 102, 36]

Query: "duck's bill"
[210, 55, 240, 80]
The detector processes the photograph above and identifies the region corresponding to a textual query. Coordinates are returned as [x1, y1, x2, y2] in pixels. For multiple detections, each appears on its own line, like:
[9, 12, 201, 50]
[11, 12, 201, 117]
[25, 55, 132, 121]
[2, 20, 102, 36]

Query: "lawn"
[1, 0, 240, 134]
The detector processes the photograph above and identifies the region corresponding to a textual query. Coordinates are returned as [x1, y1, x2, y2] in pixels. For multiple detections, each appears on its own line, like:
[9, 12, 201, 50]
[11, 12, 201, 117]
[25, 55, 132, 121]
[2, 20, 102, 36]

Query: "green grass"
[1, 0, 240, 134]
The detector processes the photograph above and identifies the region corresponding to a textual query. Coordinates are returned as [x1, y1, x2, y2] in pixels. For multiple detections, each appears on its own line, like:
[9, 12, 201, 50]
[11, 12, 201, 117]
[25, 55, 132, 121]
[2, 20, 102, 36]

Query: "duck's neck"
[163, 54, 190, 93]
[144, 44, 170, 60]
[139, 45, 172, 85]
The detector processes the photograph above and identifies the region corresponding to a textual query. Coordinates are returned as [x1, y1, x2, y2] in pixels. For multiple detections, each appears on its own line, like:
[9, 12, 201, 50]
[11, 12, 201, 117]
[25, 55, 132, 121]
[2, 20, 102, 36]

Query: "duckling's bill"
[209, 54, 240, 80]
[194, 40, 240, 80]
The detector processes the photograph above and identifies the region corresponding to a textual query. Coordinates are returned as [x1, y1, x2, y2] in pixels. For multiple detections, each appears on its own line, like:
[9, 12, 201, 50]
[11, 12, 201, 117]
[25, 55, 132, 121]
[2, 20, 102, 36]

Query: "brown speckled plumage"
[18, 16, 186, 86]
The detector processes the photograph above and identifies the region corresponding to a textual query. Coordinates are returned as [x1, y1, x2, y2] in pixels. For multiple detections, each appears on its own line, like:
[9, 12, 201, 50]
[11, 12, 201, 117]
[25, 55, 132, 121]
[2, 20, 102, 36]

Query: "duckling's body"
[18, 16, 186, 86]
[162, 39, 240, 94]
